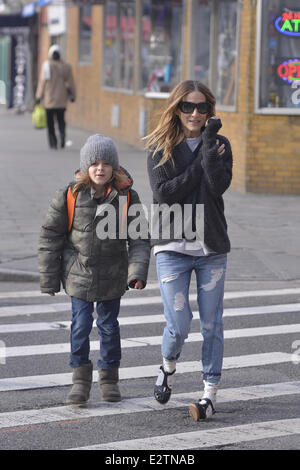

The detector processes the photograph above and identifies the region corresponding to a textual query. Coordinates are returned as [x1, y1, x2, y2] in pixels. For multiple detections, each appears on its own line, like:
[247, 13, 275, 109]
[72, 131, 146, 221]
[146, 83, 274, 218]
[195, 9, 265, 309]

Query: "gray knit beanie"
[80, 134, 119, 174]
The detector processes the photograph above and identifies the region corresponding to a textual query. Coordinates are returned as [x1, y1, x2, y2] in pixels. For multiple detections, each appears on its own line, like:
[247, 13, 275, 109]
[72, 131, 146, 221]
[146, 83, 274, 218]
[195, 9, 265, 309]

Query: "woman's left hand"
[217, 139, 225, 156]
[205, 116, 225, 155]
[205, 115, 222, 126]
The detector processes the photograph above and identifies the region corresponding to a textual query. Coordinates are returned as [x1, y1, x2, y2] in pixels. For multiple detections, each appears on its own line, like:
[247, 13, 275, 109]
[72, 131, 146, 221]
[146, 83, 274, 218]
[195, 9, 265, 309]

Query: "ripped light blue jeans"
[156, 251, 227, 384]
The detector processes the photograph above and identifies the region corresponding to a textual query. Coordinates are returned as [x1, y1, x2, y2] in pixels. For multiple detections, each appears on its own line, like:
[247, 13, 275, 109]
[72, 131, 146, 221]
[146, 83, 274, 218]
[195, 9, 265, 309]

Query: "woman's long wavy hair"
[144, 80, 216, 167]
[72, 168, 130, 195]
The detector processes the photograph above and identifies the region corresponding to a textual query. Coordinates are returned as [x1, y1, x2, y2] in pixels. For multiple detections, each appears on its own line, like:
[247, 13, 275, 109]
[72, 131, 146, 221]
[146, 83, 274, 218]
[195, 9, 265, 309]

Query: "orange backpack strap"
[67, 187, 129, 234]
[67, 186, 77, 232]
[127, 190, 130, 210]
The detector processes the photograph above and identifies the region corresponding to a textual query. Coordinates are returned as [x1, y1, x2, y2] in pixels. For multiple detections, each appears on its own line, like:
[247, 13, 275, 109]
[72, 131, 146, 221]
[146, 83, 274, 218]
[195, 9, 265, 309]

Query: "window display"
[215, 1, 239, 106]
[256, 0, 300, 111]
[103, 0, 135, 90]
[78, 5, 92, 64]
[190, 0, 239, 108]
[190, 1, 210, 85]
[140, 0, 183, 93]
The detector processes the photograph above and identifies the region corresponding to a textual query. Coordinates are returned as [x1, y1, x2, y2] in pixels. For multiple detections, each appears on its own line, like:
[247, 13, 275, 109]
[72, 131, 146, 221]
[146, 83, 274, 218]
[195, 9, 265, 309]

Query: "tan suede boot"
[98, 368, 121, 402]
[66, 363, 93, 405]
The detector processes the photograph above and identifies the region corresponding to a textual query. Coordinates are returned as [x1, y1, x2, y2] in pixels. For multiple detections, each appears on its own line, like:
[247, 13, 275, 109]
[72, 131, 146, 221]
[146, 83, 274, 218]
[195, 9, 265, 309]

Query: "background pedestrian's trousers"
[46, 108, 66, 149]
[70, 296, 121, 370]
[156, 251, 227, 384]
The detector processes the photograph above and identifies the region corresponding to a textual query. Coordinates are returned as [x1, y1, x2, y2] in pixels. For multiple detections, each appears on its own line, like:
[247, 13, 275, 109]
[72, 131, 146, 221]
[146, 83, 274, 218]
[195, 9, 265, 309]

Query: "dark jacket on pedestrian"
[38, 168, 150, 302]
[147, 118, 232, 253]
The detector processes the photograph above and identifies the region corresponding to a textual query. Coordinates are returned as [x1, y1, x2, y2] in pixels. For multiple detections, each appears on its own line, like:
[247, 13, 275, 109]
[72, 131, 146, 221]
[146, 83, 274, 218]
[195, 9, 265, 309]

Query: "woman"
[145, 80, 233, 420]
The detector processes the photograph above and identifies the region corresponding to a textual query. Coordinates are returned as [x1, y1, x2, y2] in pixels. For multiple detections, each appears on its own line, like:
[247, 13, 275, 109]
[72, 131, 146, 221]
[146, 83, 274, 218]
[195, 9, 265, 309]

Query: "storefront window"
[78, 5, 92, 64]
[103, 0, 135, 90]
[256, 0, 300, 113]
[190, 0, 240, 108]
[140, 0, 184, 94]
[190, 1, 210, 86]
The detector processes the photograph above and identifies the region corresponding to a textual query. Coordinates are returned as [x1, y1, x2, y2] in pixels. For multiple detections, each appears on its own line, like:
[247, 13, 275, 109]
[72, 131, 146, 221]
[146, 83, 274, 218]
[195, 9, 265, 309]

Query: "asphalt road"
[0, 279, 300, 453]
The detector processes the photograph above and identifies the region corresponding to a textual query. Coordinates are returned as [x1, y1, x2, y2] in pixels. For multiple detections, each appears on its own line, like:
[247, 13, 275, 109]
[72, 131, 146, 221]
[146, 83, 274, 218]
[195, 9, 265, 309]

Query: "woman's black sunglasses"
[178, 101, 211, 114]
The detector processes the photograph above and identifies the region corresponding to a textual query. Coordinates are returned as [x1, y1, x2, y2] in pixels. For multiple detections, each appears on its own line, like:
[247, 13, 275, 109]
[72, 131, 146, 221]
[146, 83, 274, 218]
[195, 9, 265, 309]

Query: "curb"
[0, 269, 40, 282]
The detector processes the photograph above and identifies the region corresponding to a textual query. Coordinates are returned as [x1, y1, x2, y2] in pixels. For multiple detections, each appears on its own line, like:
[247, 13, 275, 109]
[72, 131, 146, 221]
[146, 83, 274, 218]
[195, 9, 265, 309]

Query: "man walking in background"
[35, 44, 76, 149]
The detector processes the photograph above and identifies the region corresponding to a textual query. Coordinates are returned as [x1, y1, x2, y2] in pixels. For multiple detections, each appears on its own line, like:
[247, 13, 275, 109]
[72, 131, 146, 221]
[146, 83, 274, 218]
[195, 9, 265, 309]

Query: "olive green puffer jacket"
[38, 170, 150, 302]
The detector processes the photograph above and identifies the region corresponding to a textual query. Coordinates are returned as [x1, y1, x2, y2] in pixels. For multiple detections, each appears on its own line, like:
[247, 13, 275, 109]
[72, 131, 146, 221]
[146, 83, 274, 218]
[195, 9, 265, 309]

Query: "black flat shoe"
[154, 366, 176, 404]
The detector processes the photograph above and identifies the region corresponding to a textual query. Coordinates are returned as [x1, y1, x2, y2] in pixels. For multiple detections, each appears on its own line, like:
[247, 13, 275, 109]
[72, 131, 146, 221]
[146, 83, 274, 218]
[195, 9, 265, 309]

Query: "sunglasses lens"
[197, 102, 210, 114]
[179, 102, 195, 113]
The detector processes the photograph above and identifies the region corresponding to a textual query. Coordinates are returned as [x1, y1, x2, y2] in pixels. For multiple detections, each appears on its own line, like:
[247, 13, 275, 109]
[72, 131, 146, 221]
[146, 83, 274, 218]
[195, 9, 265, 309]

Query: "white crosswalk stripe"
[1, 291, 300, 317]
[0, 381, 299, 431]
[0, 286, 300, 450]
[0, 353, 293, 392]
[0, 282, 160, 299]
[3, 323, 300, 358]
[0, 286, 299, 300]
[71, 418, 300, 450]
[0, 303, 299, 331]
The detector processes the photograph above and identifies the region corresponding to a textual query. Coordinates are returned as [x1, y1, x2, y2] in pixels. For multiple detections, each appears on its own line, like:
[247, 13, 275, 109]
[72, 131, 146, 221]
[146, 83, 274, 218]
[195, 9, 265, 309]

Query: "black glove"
[202, 118, 222, 148]
[203, 118, 222, 138]
[201, 118, 223, 165]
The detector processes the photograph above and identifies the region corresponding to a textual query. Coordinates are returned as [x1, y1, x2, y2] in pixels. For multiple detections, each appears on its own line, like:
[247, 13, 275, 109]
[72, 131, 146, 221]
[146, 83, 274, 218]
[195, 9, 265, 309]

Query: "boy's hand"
[129, 280, 144, 289]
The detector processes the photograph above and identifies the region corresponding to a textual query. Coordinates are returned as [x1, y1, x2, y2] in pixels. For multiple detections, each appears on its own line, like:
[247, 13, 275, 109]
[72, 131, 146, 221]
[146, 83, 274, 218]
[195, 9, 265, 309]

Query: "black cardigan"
[147, 118, 232, 253]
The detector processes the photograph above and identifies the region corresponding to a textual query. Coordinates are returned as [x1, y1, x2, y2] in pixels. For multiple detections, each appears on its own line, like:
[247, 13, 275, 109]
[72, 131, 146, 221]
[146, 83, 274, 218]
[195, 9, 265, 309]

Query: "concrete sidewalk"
[0, 106, 300, 289]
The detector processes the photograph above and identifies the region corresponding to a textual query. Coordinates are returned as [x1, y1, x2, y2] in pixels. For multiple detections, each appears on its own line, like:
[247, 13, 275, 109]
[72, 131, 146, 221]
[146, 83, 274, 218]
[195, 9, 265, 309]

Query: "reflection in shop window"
[257, 0, 300, 111]
[103, 0, 135, 90]
[78, 5, 92, 64]
[191, 0, 239, 108]
[215, 2, 238, 106]
[120, 2, 135, 90]
[104, 1, 117, 87]
[190, 2, 210, 85]
[140, 0, 183, 93]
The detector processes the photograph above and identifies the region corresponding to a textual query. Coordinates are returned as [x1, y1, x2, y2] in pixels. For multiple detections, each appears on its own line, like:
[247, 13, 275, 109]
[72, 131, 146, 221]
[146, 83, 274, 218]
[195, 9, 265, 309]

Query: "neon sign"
[274, 11, 300, 36]
[277, 59, 300, 84]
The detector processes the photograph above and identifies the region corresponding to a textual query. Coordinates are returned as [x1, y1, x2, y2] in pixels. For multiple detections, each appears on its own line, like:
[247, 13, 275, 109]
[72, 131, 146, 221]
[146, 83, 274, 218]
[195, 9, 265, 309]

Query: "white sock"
[155, 359, 176, 388]
[200, 381, 218, 407]
[163, 358, 176, 373]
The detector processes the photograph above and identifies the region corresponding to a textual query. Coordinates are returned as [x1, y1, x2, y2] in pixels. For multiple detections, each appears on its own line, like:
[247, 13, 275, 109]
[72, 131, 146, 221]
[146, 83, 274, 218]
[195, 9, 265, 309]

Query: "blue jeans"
[70, 297, 121, 370]
[156, 251, 227, 384]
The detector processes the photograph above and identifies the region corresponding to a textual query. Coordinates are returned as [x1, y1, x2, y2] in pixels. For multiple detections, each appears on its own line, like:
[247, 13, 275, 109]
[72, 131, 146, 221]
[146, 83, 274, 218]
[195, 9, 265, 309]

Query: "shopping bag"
[32, 103, 47, 129]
